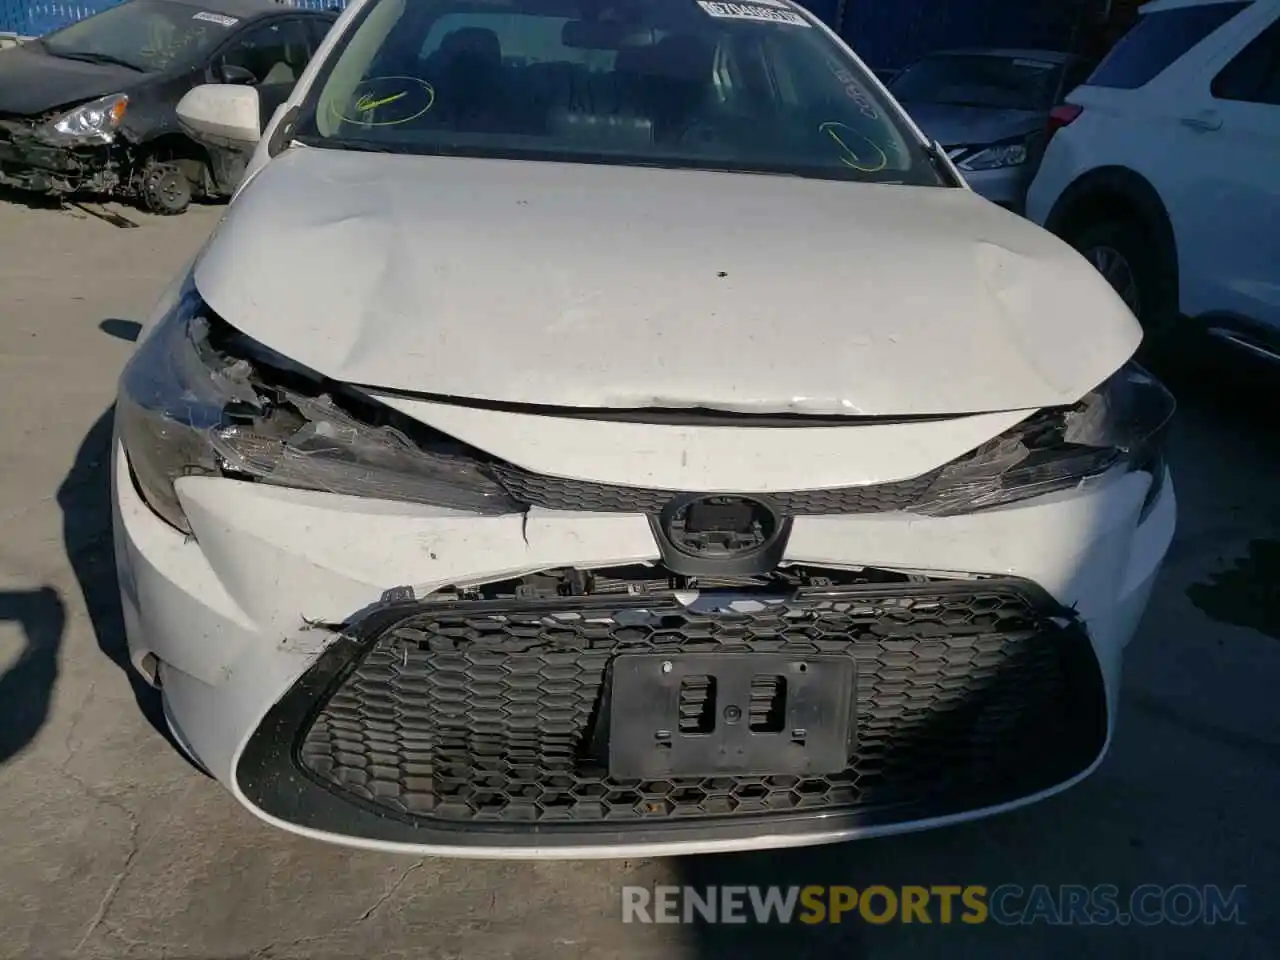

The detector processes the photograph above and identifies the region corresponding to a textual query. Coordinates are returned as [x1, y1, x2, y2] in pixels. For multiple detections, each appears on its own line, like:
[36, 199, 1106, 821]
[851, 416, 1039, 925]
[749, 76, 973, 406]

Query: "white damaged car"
[114, 0, 1176, 858]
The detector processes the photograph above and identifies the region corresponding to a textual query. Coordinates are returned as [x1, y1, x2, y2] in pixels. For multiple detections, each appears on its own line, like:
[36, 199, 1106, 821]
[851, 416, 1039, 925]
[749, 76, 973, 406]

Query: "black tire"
[140, 161, 192, 216]
[1067, 218, 1177, 339]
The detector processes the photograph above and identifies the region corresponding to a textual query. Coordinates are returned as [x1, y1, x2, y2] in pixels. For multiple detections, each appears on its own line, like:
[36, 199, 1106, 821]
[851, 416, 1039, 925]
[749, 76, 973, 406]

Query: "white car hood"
[194, 147, 1140, 417]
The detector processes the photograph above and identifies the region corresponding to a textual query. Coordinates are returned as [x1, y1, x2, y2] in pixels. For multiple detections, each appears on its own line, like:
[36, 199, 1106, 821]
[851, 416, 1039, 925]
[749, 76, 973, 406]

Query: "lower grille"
[259, 579, 1106, 836]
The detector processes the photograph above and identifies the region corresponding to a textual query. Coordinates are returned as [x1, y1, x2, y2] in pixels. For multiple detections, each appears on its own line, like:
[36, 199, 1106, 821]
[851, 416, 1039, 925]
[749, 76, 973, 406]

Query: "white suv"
[1026, 0, 1280, 363]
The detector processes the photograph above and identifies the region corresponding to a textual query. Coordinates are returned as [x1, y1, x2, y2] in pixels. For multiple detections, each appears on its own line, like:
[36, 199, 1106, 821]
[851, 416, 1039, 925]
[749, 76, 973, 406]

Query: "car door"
[1160, 7, 1280, 332]
[202, 16, 314, 192]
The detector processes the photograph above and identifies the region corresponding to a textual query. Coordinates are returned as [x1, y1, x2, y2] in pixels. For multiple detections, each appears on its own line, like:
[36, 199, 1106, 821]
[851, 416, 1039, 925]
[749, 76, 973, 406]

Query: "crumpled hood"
[194, 147, 1140, 417]
[0, 43, 135, 116]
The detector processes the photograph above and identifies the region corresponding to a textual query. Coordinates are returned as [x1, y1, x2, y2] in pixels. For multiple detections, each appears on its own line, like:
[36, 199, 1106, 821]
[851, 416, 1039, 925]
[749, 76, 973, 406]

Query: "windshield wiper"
[46, 50, 145, 72]
[925, 141, 965, 188]
[295, 135, 396, 153]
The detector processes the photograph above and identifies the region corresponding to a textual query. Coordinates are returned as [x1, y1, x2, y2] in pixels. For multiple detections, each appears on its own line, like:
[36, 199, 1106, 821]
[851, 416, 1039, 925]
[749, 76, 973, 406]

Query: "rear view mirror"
[562, 19, 656, 51]
[177, 83, 262, 147]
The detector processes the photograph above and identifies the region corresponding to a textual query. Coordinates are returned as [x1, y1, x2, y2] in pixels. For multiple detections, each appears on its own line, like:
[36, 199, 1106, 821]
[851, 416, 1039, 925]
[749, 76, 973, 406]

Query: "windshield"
[891, 53, 1065, 111]
[295, 0, 945, 185]
[41, 0, 240, 73]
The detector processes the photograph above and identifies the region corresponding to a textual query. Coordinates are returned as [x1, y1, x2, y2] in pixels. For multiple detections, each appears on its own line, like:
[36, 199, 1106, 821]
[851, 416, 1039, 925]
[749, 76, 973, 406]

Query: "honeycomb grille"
[295, 582, 1105, 828]
[488, 462, 943, 515]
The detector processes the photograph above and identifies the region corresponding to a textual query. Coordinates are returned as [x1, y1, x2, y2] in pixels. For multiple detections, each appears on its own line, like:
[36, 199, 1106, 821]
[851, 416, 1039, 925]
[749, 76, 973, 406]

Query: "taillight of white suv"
[1046, 104, 1083, 140]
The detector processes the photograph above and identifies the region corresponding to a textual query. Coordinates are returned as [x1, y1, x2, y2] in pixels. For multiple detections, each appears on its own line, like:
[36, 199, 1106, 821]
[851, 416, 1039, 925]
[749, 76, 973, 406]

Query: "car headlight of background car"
[116, 283, 1174, 535]
[36, 92, 128, 146]
[952, 136, 1030, 172]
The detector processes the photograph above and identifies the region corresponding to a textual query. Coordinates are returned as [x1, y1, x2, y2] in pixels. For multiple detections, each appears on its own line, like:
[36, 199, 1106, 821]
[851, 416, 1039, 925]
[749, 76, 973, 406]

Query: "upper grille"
[488, 461, 944, 515]
[291, 580, 1105, 830]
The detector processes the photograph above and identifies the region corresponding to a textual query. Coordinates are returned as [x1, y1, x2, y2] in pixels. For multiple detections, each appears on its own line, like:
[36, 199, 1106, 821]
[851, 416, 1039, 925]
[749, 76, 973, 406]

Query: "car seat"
[433, 27, 505, 128]
[261, 59, 297, 85]
[641, 34, 716, 140]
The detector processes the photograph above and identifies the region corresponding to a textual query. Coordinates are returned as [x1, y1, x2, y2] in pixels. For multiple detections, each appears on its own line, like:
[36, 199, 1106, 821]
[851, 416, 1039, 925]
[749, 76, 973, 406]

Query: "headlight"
[37, 93, 128, 146]
[912, 363, 1175, 517]
[956, 139, 1028, 171]
[116, 283, 521, 533]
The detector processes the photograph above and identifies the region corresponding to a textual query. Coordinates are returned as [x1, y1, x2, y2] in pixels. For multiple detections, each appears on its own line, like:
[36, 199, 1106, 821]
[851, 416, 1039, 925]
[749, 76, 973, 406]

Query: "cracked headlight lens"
[912, 363, 1174, 517]
[115, 281, 520, 533]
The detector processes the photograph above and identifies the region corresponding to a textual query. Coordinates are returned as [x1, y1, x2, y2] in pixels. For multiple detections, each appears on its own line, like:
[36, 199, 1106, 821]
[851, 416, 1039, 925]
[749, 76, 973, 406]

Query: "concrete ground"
[0, 193, 1276, 960]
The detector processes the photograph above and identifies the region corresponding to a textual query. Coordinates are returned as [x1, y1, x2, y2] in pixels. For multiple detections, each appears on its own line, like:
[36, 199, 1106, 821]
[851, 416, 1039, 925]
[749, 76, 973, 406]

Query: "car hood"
[0, 42, 138, 116]
[898, 102, 1043, 147]
[193, 146, 1140, 417]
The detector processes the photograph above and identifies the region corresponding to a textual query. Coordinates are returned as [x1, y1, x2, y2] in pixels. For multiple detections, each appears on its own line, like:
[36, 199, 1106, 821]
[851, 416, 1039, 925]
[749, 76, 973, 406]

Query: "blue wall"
[1, 0, 1081, 69]
[0, 0, 339, 35]
[798, 0, 841, 29]
[840, 0, 1081, 69]
[4, 2, 111, 36]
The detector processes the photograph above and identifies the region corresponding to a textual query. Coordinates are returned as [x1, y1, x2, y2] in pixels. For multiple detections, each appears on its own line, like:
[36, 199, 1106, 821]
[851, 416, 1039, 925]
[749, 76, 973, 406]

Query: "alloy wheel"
[1085, 244, 1141, 316]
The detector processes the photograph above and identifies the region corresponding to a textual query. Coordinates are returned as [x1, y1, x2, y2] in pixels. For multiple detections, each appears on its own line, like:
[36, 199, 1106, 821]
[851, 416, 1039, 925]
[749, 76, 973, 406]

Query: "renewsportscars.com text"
[621, 884, 1247, 926]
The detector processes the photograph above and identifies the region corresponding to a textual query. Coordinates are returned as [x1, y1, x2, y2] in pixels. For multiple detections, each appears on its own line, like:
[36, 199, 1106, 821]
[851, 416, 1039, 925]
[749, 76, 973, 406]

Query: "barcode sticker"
[696, 2, 810, 26]
[192, 11, 239, 27]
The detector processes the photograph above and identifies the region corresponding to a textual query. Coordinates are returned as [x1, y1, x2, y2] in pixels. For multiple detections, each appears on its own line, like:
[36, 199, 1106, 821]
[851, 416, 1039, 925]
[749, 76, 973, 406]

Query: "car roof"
[155, 0, 330, 19]
[918, 48, 1074, 64]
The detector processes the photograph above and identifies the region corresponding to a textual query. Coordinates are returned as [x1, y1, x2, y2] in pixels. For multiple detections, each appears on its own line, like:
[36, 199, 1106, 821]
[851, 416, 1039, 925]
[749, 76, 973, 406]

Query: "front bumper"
[112, 436, 1176, 858]
[0, 119, 119, 194]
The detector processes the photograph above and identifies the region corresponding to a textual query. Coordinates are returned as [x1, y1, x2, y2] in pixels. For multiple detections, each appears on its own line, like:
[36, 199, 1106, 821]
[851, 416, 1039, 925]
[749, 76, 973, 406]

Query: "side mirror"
[217, 63, 258, 85]
[177, 83, 261, 147]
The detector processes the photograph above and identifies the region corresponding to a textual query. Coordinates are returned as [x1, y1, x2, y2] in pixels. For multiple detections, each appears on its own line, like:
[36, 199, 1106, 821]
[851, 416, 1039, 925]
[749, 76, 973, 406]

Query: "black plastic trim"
[355, 384, 978, 427]
[236, 578, 1108, 849]
[266, 104, 301, 158]
[648, 493, 793, 577]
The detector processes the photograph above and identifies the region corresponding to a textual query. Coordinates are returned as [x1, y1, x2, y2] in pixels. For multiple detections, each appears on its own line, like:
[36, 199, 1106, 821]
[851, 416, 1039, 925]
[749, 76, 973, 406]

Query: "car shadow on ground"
[0, 184, 62, 212]
[57, 403, 171, 746]
[0, 398, 169, 767]
[0, 587, 65, 764]
[69, 319, 180, 751]
[0, 315, 189, 766]
[1139, 336, 1279, 427]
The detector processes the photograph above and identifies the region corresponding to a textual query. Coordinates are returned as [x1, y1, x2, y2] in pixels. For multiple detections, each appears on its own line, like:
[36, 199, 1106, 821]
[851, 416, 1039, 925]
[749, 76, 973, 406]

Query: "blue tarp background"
[0, 0, 1082, 71]
[2, 0, 338, 36]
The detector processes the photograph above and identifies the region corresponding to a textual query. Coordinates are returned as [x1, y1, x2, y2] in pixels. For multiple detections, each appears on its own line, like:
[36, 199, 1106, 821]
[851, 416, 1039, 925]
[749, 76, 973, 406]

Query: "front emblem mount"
[652, 494, 791, 577]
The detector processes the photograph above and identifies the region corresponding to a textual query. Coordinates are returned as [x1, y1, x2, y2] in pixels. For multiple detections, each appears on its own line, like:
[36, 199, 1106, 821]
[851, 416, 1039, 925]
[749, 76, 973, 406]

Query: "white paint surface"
[195, 147, 1140, 416]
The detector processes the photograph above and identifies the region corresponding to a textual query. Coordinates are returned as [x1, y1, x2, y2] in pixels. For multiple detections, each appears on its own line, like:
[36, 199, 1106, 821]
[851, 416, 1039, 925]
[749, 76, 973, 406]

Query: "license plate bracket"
[607, 653, 855, 780]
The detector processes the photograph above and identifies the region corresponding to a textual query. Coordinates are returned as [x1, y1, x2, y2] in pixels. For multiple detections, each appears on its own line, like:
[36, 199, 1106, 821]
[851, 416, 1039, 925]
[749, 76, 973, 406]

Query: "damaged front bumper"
[237, 573, 1109, 852]
[112, 418, 1177, 858]
[0, 117, 121, 194]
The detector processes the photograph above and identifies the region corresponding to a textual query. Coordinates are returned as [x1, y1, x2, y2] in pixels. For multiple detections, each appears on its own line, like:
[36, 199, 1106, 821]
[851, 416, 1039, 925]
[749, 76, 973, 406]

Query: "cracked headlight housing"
[912, 363, 1174, 518]
[115, 282, 521, 534]
[37, 93, 128, 146]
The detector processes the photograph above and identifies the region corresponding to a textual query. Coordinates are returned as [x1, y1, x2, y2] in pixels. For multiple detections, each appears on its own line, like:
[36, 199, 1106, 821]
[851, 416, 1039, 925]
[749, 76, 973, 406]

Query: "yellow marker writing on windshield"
[355, 90, 408, 112]
[818, 122, 889, 173]
[334, 77, 436, 127]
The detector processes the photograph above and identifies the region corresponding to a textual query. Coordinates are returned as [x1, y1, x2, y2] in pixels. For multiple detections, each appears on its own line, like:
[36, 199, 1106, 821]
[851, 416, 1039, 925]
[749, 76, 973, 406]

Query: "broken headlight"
[37, 93, 128, 146]
[912, 363, 1174, 518]
[116, 284, 521, 533]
